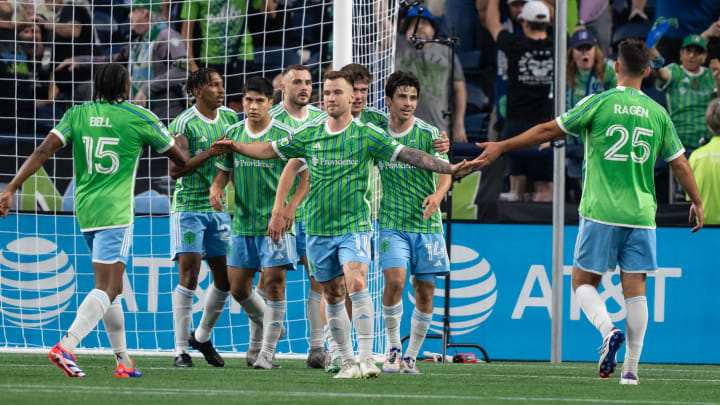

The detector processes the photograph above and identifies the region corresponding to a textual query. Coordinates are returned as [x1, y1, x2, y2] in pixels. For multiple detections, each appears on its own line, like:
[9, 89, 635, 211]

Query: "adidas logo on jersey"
[200, 135, 208, 142]
[434, 260, 443, 267]
[312, 142, 322, 149]
[275, 252, 285, 260]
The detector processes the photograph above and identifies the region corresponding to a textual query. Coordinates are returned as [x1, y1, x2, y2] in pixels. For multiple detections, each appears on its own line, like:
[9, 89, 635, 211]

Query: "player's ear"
[385, 95, 391, 108]
[642, 65, 650, 79]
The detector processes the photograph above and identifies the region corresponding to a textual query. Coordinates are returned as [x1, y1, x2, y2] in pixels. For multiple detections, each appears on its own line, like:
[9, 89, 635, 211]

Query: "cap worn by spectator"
[570, 29, 598, 49]
[519, 1, 550, 23]
[682, 34, 707, 52]
[125, 0, 162, 13]
[402, 6, 438, 33]
[507, 0, 527, 5]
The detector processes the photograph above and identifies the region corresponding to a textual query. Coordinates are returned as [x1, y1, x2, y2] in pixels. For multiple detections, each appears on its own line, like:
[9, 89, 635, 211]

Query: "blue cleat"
[115, 360, 143, 378]
[598, 327, 625, 378]
[382, 347, 402, 373]
[49, 343, 86, 378]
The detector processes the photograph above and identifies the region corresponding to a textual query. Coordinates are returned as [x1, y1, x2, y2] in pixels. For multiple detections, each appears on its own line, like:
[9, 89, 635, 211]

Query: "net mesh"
[0, 0, 399, 357]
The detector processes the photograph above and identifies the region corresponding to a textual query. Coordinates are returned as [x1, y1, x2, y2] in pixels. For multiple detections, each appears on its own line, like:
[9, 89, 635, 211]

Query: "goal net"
[0, 0, 400, 358]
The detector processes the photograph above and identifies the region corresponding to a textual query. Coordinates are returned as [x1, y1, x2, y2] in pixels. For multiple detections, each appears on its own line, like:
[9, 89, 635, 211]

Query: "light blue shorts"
[170, 212, 231, 260]
[574, 218, 657, 274]
[83, 225, 133, 265]
[296, 221, 307, 258]
[306, 232, 372, 282]
[379, 229, 449, 282]
[227, 234, 297, 270]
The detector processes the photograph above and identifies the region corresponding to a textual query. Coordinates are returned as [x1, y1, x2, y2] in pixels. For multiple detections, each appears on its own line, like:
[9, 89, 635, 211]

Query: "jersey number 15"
[82, 136, 120, 174]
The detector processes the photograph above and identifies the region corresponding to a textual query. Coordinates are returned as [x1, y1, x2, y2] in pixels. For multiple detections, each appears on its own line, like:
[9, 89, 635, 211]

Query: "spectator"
[395, 6, 467, 142]
[181, 0, 257, 112]
[486, 0, 554, 202]
[688, 98, 720, 224]
[18, 19, 57, 133]
[565, 28, 617, 200]
[577, 0, 612, 54]
[56, 0, 188, 123]
[652, 34, 720, 150]
[0, 1, 25, 133]
[654, 0, 720, 65]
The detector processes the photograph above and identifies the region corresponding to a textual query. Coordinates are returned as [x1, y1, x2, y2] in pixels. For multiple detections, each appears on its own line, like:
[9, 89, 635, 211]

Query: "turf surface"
[1, 353, 718, 404]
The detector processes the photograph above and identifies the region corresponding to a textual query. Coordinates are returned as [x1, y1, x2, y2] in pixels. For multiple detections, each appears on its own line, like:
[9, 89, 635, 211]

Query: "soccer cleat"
[246, 348, 260, 367]
[382, 347, 402, 373]
[188, 331, 225, 367]
[598, 327, 625, 378]
[326, 354, 342, 373]
[400, 357, 420, 374]
[307, 347, 327, 369]
[333, 359, 362, 379]
[620, 372, 639, 385]
[173, 353, 194, 367]
[114, 360, 143, 378]
[358, 357, 381, 379]
[49, 343, 86, 378]
[253, 352, 275, 370]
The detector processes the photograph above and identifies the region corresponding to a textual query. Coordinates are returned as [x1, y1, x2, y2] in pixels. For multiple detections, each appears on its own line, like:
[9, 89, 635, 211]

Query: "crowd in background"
[1, 0, 719, 206]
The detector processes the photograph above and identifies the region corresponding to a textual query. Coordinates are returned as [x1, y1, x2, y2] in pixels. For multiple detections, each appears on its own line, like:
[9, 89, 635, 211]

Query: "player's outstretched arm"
[209, 170, 230, 212]
[422, 173, 452, 219]
[474, 119, 564, 168]
[169, 134, 226, 179]
[268, 159, 307, 244]
[213, 139, 279, 160]
[0, 133, 64, 218]
[669, 155, 704, 232]
[162, 138, 190, 169]
[396, 147, 476, 176]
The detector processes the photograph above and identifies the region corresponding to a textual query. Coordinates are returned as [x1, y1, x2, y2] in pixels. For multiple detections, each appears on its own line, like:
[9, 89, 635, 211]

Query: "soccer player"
[265, 64, 327, 369]
[340, 63, 389, 127]
[212, 70, 474, 379]
[378, 71, 451, 375]
[209, 77, 307, 370]
[474, 39, 704, 384]
[0, 63, 188, 377]
[168, 68, 239, 368]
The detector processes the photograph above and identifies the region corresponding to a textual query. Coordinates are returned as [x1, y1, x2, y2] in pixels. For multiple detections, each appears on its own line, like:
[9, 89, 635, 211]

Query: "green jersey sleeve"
[556, 92, 609, 137]
[366, 123, 404, 162]
[134, 108, 175, 153]
[51, 108, 74, 146]
[272, 125, 310, 160]
[216, 122, 241, 172]
[658, 63, 682, 90]
[659, 113, 686, 162]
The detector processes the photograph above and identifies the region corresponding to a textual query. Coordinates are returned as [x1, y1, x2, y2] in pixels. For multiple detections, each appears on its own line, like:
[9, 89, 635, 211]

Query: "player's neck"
[616, 77, 643, 91]
[283, 100, 307, 120]
[389, 115, 414, 135]
[196, 103, 218, 121]
[247, 115, 272, 133]
[351, 109, 362, 118]
[327, 112, 353, 133]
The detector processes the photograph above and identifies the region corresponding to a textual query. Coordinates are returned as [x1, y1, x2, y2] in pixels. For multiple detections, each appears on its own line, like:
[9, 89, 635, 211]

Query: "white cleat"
[620, 372, 639, 385]
[382, 347, 401, 373]
[253, 351, 274, 370]
[246, 348, 260, 367]
[359, 357, 381, 379]
[334, 359, 362, 379]
[400, 357, 420, 374]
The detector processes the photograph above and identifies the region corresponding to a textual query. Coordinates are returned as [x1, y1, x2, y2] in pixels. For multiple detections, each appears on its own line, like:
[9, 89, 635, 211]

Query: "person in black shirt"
[486, 0, 554, 202]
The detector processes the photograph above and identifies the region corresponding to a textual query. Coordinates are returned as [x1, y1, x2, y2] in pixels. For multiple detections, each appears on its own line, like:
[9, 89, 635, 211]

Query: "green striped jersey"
[269, 103, 325, 221]
[272, 119, 404, 236]
[169, 106, 239, 212]
[51, 101, 174, 231]
[358, 106, 388, 127]
[378, 117, 447, 233]
[557, 86, 685, 228]
[659, 64, 717, 148]
[218, 119, 294, 236]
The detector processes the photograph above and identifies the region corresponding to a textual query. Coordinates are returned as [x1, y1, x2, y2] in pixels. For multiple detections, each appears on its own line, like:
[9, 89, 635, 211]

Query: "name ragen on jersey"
[614, 104, 649, 118]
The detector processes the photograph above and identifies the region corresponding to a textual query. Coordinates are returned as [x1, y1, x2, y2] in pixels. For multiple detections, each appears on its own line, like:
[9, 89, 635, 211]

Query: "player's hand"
[450, 159, 475, 177]
[538, 141, 551, 151]
[55, 58, 74, 71]
[212, 139, 235, 154]
[689, 203, 704, 233]
[209, 185, 226, 212]
[0, 190, 14, 218]
[710, 59, 720, 81]
[208, 135, 228, 156]
[267, 210, 286, 245]
[473, 141, 503, 169]
[433, 131, 450, 154]
[422, 193, 443, 219]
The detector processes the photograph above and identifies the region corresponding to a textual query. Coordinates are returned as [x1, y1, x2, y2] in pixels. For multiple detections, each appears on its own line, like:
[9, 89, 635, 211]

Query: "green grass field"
[1, 353, 718, 404]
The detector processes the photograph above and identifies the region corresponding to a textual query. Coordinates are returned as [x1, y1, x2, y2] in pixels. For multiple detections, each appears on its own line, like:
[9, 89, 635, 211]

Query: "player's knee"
[213, 278, 231, 292]
[347, 276, 367, 293]
[231, 285, 251, 302]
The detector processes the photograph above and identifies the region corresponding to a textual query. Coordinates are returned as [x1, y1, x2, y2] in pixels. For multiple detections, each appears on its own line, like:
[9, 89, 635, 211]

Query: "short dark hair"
[93, 63, 130, 104]
[617, 39, 651, 78]
[242, 76, 274, 99]
[282, 64, 311, 77]
[186, 68, 219, 99]
[385, 71, 421, 99]
[323, 70, 355, 87]
[340, 63, 372, 85]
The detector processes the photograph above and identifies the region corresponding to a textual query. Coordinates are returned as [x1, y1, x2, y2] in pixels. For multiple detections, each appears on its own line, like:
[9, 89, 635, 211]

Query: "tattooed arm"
[396, 146, 474, 176]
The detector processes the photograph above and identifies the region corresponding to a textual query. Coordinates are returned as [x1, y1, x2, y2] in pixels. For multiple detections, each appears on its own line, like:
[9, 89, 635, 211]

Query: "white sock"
[172, 285, 194, 355]
[261, 300, 286, 356]
[382, 301, 403, 350]
[575, 284, 615, 337]
[61, 289, 110, 353]
[256, 288, 268, 304]
[349, 289, 374, 360]
[195, 285, 230, 343]
[308, 290, 324, 349]
[326, 301, 354, 363]
[405, 309, 432, 360]
[325, 325, 339, 358]
[623, 296, 648, 375]
[102, 295, 132, 367]
[239, 291, 266, 350]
